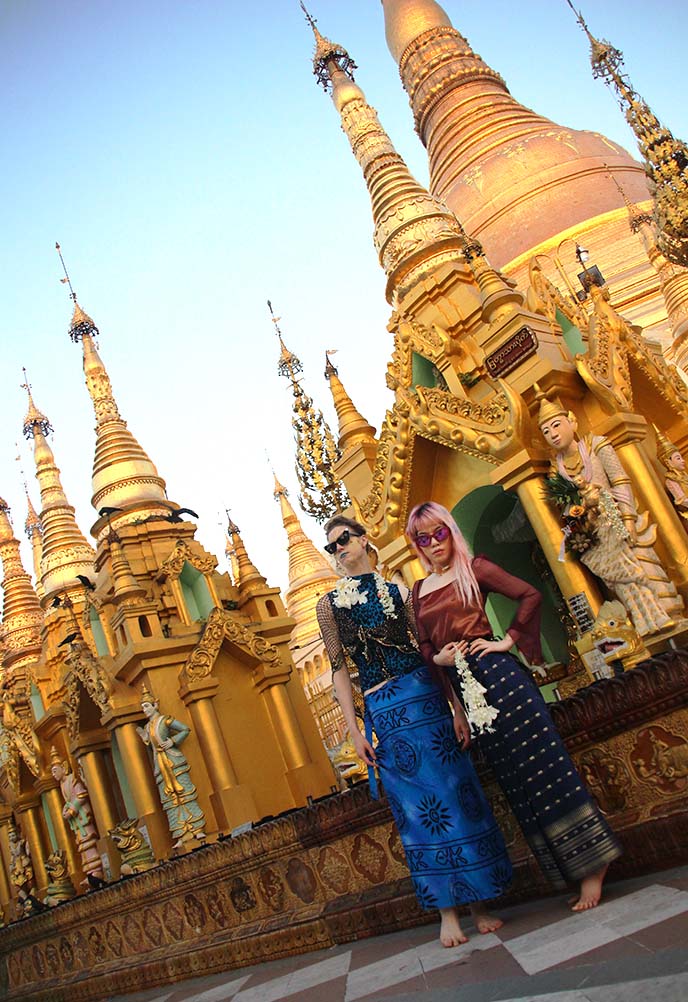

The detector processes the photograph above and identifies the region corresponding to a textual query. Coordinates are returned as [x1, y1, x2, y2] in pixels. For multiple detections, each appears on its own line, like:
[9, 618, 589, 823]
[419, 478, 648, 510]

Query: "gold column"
[15, 801, 50, 894]
[40, 784, 82, 882]
[494, 452, 603, 625]
[184, 690, 258, 832]
[79, 750, 120, 837]
[0, 815, 12, 920]
[112, 721, 172, 859]
[263, 683, 311, 772]
[616, 440, 688, 593]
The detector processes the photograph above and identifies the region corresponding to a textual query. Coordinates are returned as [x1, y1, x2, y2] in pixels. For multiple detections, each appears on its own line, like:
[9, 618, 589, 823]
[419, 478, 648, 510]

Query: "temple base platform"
[1, 651, 687, 1002]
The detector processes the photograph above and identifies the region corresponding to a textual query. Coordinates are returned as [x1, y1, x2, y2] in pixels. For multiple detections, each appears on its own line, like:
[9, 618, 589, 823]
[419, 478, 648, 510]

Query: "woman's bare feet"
[470, 902, 504, 934]
[439, 907, 468, 947]
[571, 865, 608, 912]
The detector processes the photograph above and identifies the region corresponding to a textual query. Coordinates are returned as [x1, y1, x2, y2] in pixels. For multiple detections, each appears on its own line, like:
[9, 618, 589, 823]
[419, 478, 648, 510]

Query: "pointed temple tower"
[272, 474, 344, 748]
[379, 0, 675, 343]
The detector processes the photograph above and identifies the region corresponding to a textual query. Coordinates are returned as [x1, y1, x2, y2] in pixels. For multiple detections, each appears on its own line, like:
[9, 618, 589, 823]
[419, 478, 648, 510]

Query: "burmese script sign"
[485, 326, 538, 378]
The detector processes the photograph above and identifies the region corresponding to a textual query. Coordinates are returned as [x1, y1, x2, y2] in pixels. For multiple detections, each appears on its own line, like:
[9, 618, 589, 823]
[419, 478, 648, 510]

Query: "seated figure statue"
[540, 397, 682, 637]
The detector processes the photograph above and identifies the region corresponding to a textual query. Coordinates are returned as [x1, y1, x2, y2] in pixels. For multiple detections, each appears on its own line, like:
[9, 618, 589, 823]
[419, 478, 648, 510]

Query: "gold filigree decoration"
[62, 674, 81, 741]
[159, 540, 218, 581]
[526, 258, 590, 335]
[63, 641, 112, 711]
[180, 607, 282, 685]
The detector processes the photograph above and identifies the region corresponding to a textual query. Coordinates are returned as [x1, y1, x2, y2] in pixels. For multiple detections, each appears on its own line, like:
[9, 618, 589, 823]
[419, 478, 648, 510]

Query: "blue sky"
[1, 0, 686, 593]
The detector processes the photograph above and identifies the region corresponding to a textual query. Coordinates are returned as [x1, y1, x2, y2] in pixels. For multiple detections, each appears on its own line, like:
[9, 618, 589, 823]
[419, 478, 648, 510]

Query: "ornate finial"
[272, 309, 350, 522]
[300, 2, 357, 91]
[0, 497, 9, 514]
[654, 425, 678, 465]
[567, 4, 688, 268]
[605, 165, 655, 234]
[56, 243, 100, 343]
[225, 509, 240, 537]
[324, 349, 338, 378]
[269, 300, 304, 380]
[537, 395, 569, 427]
[140, 681, 155, 705]
[21, 370, 53, 439]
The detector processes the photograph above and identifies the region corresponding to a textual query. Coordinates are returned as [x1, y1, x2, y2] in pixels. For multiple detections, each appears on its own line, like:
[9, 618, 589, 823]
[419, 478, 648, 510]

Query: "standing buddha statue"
[136, 684, 206, 848]
[540, 397, 682, 636]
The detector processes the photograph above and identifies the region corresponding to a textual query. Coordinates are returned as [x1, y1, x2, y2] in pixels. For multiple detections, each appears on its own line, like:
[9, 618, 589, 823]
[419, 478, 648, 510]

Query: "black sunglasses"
[324, 529, 362, 555]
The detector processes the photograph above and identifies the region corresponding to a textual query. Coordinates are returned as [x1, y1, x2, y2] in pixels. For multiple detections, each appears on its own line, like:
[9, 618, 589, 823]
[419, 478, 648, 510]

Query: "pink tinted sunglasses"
[414, 525, 451, 548]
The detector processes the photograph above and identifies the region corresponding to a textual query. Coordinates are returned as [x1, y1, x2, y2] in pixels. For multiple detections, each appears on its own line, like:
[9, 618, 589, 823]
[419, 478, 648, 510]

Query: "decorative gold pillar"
[15, 799, 50, 895]
[111, 719, 172, 860]
[494, 451, 603, 627]
[597, 412, 688, 597]
[36, 780, 82, 885]
[181, 679, 258, 833]
[0, 810, 12, 921]
[263, 682, 311, 772]
[77, 748, 120, 838]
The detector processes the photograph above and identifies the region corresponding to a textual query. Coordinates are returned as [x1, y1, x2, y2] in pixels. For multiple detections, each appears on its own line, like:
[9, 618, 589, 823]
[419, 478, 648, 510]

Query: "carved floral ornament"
[62, 641, 112, 712]
[159, 540, 218, 581]
[180, 607, 282, 685]
[360, 381, 522, 539]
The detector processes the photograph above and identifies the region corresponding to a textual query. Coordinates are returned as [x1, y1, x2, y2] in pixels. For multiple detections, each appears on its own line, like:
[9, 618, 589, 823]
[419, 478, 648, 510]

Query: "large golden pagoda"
[380, 0, 678, 345]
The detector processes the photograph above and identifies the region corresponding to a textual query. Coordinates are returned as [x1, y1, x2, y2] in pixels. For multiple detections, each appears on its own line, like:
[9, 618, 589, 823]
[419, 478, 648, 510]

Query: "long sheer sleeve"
[315, 594, 348, 674]
[473, 556, 543, 664]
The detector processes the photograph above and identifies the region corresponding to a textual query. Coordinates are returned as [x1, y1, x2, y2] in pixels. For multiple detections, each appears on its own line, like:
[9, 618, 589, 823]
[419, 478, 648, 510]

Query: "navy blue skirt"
[366, 665, 512, 910]
[448, 652, 622, 889]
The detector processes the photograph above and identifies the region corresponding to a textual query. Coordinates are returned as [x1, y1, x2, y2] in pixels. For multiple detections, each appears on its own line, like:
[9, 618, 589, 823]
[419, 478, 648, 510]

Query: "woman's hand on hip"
[433, 641, 468, 666]
[351, 728, 377, 766]
[468, 635, 513, 658]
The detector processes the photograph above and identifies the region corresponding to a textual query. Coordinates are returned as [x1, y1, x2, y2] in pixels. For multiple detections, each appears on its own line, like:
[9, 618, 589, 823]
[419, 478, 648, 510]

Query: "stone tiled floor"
[107, 866, 688, 1002]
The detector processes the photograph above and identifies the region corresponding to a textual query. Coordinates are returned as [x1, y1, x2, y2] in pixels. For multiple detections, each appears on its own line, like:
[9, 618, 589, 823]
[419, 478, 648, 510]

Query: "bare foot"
[571, 865, 608, 912]
[439, 907, 468, 947]
[470, 902, 504, 934]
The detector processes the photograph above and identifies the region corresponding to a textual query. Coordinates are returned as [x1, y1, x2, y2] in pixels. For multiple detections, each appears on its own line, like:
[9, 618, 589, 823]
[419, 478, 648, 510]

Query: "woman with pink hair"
[408, 501, 621, 912]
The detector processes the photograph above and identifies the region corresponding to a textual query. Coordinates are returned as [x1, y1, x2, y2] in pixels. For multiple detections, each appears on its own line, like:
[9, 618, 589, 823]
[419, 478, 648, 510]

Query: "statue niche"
[540, 397, 683, 638]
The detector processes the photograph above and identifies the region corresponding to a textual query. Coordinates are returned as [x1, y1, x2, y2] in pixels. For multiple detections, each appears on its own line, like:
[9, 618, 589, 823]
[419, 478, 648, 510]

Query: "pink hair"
[406, 501, 482, 608]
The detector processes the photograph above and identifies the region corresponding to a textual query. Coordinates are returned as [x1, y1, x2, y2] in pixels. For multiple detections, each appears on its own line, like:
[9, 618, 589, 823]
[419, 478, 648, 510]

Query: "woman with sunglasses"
[407, 501, 622, 912]
[317, 515, 512, 948]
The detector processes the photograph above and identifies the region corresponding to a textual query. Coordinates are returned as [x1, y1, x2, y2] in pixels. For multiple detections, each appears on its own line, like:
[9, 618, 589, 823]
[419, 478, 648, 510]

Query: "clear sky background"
[1, 0, 686, 595]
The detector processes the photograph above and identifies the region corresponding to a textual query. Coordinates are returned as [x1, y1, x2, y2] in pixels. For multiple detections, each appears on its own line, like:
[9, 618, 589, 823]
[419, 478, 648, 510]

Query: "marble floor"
[108, 865, 688, 1002]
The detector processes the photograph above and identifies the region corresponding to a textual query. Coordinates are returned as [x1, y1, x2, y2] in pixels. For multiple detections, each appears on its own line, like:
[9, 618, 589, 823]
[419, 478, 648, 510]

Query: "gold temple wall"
[2, 652, 686, 1002]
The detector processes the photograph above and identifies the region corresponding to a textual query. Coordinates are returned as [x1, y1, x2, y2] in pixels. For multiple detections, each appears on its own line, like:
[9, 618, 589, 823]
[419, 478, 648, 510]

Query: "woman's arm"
[316, 595, 376, 766]
[472, 556, 543, 664]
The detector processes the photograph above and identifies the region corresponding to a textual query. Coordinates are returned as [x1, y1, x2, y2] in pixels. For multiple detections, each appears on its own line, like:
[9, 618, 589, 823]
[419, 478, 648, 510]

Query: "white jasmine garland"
[332, 574, 397, 619]
[454, 649, 499, 735]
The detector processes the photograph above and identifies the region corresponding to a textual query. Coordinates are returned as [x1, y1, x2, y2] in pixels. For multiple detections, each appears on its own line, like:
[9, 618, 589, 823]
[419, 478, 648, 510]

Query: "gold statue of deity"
[540, 398, 682, 637]
[50, 747, 104, 881]
[655, 427, 688, 522]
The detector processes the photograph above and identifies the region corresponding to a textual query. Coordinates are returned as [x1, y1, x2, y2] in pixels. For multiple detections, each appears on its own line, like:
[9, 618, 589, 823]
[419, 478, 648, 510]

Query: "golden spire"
[0, 498, 43, 666]
[56, 243, 168, 516]
[323, 352, 377, 453]
[270, 301, 350, 522]
[306, 14, 467, 306]
[381, 0, 648, 269]
[225, 513, 267, 599]
[567, 3, 688, 268]
[608, 173, 688, 353]
[21, 374, 96, 600]
[23, 481, 44, 601]
[223, 521, 241, 586]
[273, 473, 338, 650]
[108, 533, 146, 605]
